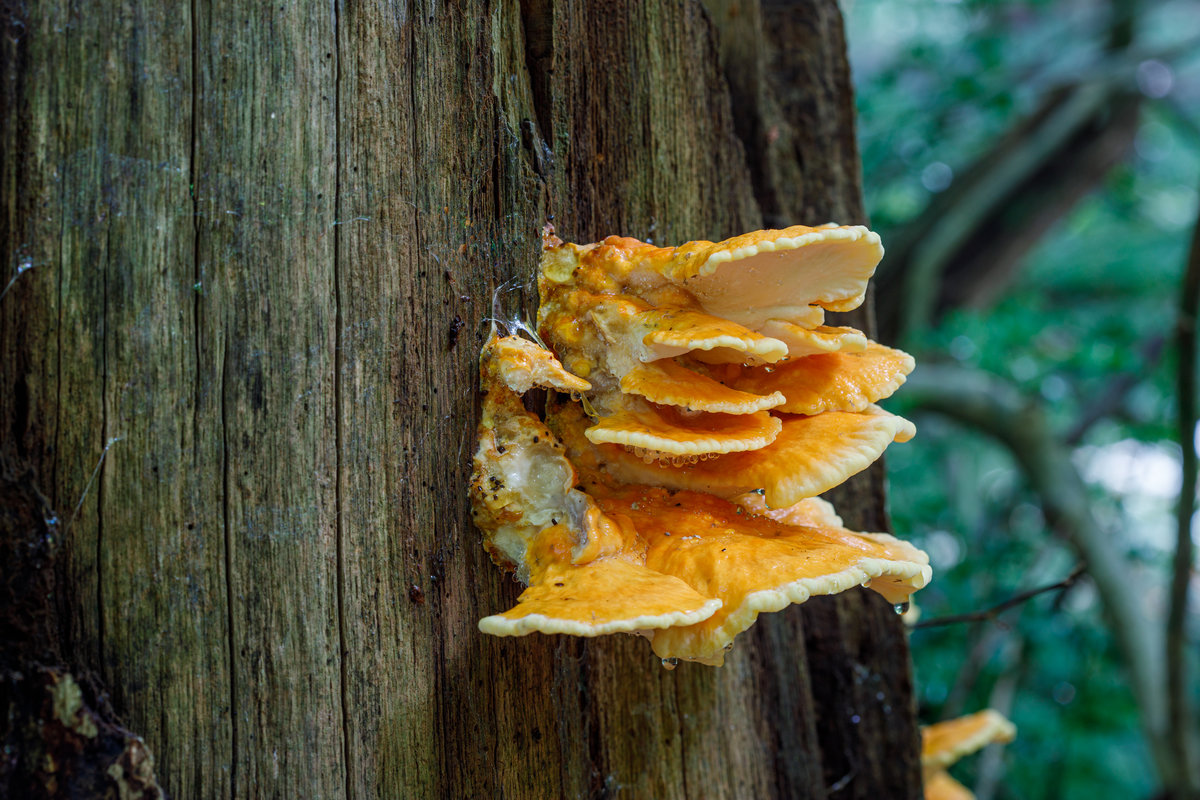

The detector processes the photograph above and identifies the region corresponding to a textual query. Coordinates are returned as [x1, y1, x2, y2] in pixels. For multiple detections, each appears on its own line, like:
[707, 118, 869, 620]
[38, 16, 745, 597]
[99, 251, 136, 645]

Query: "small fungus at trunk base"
[921, 709, 1018, 800]
[469, 224, 930, 666]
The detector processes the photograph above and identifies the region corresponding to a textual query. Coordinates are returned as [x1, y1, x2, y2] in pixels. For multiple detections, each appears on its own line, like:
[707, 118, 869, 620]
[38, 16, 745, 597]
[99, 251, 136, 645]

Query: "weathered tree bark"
[1, 1, 923, 797]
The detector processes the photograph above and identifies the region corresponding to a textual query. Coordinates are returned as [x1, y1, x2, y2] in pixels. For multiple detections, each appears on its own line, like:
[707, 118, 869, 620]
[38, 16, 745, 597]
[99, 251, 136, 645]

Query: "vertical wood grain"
[192, 0, 344, 794]
[335, 1, 442, 796]
[1, 1, 235, 797]
[91, 2, 235, 796]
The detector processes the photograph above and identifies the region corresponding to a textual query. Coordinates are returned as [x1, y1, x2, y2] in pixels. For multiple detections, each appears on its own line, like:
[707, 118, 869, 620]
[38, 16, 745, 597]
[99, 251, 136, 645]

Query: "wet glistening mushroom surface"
[469, 224, 930, 666]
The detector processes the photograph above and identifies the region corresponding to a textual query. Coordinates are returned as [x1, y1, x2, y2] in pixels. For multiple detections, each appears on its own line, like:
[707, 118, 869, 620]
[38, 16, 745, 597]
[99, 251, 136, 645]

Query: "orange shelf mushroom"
[470, 336, 722, 636]
[921, 709, 1017, 800]
[469, 224, 928, 666]
[597, 484, 929, 664]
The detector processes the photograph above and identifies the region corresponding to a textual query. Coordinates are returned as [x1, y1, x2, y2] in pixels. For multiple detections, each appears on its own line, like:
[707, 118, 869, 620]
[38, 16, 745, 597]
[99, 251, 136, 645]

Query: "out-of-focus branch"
[871, 37, 1200, 344]
[1066, 334, 1166, 445]
[1167, 185, 1200, 796]
[938, 622, 1007, 723]
[878, 32, 1200, 344]
[875, 79, 1139, 343]
[974, 637, 1025, 800]
[903, 365, 1171, 774]
[934, 513, 1026, 722]
[914, 564, 1086, 630]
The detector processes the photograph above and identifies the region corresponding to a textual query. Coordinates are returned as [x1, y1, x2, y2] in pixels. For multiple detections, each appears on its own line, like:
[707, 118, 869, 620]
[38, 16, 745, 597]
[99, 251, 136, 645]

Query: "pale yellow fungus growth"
[924, 770, 975, 800]
[478, 535, 722, 637]
[757, 322, 869, 357]
[469, 224, 926, 666]
[732, 492, 845, 528]
[583, 403, 783, 456]
[921, 709, 1017, 772]
[620, 360, 786, 414]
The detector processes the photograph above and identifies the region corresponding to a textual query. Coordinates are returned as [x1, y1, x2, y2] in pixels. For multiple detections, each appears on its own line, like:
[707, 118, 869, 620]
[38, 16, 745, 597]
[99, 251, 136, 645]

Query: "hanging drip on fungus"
[469, 224, 930, 666]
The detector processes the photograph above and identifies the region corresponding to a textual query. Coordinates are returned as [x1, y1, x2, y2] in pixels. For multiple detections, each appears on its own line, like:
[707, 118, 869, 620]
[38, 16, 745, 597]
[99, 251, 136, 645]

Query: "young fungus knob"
[920, 709, 1017, 800]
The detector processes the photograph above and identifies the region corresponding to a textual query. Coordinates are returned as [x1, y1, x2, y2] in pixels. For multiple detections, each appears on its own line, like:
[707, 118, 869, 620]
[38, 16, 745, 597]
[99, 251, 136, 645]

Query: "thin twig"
[67, 436, 122, 531]
[0, 261, 34, 303]
[940, 543, 1058, 718]
[913, 564, 1086, 630]
[906, 366, 1170, 778]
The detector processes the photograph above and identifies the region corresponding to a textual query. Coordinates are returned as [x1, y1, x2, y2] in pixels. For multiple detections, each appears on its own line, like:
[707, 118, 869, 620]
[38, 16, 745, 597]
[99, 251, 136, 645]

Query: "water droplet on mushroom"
[763, 366, 775, 373]
[893, 601, 910, 615]
[660, 657, 679, 671]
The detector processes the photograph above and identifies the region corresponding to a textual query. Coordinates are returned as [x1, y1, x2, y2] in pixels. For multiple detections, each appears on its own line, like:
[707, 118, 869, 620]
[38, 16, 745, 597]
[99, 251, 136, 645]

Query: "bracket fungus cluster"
[469, 224, 930, 666]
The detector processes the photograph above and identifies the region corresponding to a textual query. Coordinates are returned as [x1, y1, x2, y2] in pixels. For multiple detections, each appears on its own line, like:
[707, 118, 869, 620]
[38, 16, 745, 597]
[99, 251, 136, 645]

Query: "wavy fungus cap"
[620, 359, 786, 414]
[553, 401, 915, 509]
[469, 223, 925, 667]
[595, 485, 929, 664]
[714, 340, 915, 415]
[478, 546, 723, 637]
[921, 709, 1017, 772]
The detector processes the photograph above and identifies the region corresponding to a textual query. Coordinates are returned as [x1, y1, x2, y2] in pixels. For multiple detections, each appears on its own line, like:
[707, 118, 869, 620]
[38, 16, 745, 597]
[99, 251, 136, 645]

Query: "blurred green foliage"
[845, 0, 1200, 797]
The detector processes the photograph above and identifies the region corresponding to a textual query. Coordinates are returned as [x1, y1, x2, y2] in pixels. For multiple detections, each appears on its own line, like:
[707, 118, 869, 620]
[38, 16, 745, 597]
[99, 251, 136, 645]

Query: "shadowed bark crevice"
[0, 459, 163, 799]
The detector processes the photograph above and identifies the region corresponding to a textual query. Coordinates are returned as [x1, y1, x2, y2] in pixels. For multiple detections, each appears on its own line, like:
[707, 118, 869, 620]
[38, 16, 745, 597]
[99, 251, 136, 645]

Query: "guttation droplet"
[660, 657, 679, 671]
[893, 601, 910, 615]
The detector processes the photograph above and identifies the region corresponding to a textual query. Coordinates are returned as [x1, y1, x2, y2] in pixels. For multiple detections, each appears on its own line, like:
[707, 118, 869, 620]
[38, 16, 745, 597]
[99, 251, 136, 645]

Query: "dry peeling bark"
[0, 0, 922, 797]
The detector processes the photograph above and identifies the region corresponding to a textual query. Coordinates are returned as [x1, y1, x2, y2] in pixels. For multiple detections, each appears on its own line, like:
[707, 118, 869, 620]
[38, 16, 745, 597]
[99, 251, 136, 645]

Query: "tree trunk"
[0, 1, 923, 797]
